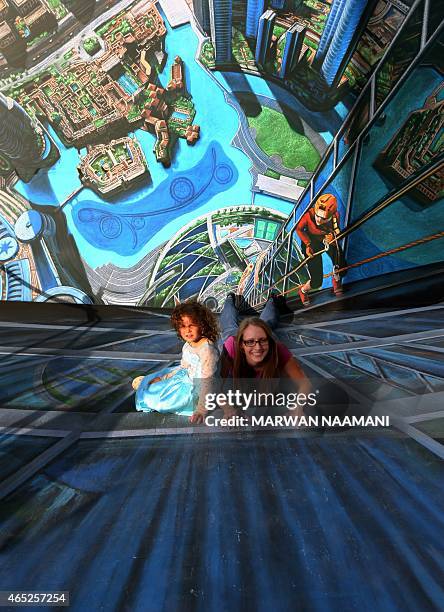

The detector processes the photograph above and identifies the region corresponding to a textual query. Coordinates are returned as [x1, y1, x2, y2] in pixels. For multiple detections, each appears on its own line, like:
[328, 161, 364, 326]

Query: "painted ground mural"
[0, 0, 441, 309]
[0, 4, 443, 609]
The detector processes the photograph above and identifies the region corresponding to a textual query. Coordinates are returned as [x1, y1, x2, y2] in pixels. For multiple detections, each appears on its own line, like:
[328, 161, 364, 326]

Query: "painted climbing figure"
[296, 194, 345, 306]
[132, 301, 220, 423]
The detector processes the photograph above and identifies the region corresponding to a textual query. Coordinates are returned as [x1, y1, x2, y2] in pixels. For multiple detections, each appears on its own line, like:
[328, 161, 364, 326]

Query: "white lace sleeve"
[197, 342, 219, 378]
[180, 344, 190, 370]
[192, 342, 219, 415]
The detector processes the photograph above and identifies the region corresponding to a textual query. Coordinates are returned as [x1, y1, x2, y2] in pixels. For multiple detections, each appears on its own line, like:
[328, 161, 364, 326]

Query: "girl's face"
[241, 324, 270, 367]
[178, 315, 202, 344]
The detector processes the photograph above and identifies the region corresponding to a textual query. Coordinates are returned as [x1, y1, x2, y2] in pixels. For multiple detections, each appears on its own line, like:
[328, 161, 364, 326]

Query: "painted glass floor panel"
[363, 345, 444, 381]
[0, 356, 160, 412]
[97, 334, 182, 354]
[301, 355, 416, 401]
[0, 328, 138, 351]
[425, 338, 444, 350]
[0, 434, 55, 482]
[416, 418, 444, 443]
[0, 327, 182, 353]
[290, 328, 366, 345]
[0, 433, 443, 612]
[327, 310, 444, 339]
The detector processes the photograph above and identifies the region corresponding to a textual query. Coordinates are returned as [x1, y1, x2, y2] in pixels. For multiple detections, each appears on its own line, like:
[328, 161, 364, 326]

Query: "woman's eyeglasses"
[242, 338, 269, 347]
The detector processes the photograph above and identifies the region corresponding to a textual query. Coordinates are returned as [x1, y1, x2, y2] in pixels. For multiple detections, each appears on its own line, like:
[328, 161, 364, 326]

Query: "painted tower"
[0, 0, 10, 21]
[279, 23, 306, 78]
[246, 0, 265, 38]
[316, 0, 375, 88]
[14, 210, 60, 292]
[0, 92, 46, 180]
[15, 209, 93, 302]
[9, 0, 40, 17]
[255, 9, 276, 66]
[193, 0, 211, 34]
[209, 0, 232, 65]
[314, 0, 345, 66]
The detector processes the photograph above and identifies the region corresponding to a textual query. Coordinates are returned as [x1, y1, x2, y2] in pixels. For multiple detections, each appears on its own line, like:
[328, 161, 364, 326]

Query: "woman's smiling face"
[241, 324, 270, 367]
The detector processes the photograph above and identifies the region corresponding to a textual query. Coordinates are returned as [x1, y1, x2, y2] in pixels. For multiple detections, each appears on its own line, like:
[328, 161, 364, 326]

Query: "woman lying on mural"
[132, 301, 219, 424]
[218, 293, 349, 421]
[218, 293, 312, 418]
[295, 193, 346, 307]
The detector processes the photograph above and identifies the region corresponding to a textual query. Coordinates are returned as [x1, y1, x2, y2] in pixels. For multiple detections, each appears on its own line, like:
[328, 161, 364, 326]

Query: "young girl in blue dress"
[132, 301, 220, 423]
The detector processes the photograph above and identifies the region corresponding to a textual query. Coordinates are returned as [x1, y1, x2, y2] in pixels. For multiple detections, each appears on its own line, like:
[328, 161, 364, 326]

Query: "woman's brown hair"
[171, 300, 219, 343]
[232, 317, 279, 378]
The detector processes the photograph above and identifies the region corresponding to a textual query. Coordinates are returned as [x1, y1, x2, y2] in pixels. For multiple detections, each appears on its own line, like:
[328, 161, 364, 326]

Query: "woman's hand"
[222, 406, 238, 419]
[132, 376, 144, 390]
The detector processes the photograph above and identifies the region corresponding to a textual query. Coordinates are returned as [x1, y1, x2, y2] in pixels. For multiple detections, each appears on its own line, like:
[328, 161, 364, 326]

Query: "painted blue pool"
[234, 238, 252, 248]
[117, 73, 139, 96]
[171, 110, 189, 120]
[72, 141, 239, 257]
[14, 13, 327, 269]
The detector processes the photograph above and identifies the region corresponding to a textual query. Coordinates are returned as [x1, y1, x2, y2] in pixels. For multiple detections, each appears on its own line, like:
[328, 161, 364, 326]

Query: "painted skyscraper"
[255, 10, 276, 66]
[279, 23, 306, 78]
[246, 0, 265, 38]
[0, 92, 46, 180]
[209, 0, 232, 65]
[15, 209, 93, 304]
[314, 0, 344, 65]
[193, 0, 211, 34]
[314, 0, 376, 88]
[270, 0, 286, 8]
[14, 210, 60, 293]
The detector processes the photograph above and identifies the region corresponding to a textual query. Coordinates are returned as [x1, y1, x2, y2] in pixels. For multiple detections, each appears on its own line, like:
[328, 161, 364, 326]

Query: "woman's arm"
[283, 356, 312, 395]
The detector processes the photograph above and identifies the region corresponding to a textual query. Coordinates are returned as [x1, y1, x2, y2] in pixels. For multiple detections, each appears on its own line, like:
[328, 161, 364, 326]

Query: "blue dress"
[135, 365, 195, 416]
[135, 340, 219, 417]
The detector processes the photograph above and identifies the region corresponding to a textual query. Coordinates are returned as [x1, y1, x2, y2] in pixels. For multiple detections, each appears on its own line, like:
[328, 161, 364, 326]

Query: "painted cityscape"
[0, 0, 442, 309]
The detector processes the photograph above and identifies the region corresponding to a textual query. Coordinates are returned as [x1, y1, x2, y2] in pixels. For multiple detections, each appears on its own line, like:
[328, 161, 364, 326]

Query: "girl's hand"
[132, 376, 144, 390]
[189, 409, 207, 424]
[149, 376, 162, 385]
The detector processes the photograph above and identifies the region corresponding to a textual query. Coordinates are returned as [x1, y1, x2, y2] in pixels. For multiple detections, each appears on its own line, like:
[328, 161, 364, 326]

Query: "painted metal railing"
[245, 0, 443, 306]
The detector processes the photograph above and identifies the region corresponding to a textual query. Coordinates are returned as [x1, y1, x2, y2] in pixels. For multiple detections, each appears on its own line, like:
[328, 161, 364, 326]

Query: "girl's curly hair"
[171, 300, 219, 344]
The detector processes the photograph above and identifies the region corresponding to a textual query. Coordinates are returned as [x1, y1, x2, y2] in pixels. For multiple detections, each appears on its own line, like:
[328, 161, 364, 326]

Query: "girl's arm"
[154, 345, 189, 383]
[158, 367, 181, 381]
[190, 343, 219, 424]
[132, 347, 187, 389]
[132, 369, 178, 389]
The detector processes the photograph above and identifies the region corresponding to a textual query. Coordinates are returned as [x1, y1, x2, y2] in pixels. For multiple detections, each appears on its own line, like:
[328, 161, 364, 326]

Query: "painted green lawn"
[248, 107, 320, 171]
